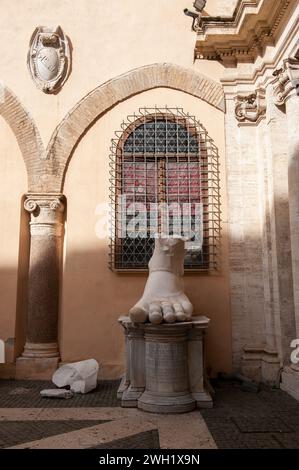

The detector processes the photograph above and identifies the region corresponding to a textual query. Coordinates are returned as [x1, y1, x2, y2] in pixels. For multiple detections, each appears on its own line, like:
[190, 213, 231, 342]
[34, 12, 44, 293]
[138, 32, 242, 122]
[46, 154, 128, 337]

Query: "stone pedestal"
[281, 366, 299, 401]
[15, 357, 60, 380]
[118, 316, 212, 413]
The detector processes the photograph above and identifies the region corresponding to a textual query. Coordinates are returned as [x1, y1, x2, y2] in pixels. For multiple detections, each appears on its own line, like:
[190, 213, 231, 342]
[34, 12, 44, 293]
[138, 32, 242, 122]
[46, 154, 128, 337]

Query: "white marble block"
[52, 359, 99, 393]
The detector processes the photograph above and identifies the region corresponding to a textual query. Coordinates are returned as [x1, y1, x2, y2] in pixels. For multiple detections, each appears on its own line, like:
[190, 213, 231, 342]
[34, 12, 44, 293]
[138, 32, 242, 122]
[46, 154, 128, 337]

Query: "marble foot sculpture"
[129, 238, 193, 324]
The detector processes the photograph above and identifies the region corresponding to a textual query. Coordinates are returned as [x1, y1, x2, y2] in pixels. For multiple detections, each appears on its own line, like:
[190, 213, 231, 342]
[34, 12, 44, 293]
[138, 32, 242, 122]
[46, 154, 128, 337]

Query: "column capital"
[234, 88, 266, 125]
[24, 193, 65, 237]
[272, 45, 299, 106]
[24, 193, 65, 214]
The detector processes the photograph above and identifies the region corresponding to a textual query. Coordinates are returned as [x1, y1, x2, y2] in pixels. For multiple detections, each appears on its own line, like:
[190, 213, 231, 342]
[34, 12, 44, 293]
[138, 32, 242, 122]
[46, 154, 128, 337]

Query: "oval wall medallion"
[28, 26, 71, 94]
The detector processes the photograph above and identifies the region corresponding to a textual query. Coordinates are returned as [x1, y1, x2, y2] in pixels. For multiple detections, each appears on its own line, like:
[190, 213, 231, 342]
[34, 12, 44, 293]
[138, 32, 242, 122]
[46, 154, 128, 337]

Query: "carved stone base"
[117, 375, 130, 400]
[22, 342, 60, 358]
[138, 390, 196, 413]
[16, 357, 59, 380]
[118, 315, 212, 413]
[241, 346, 280, 385]
[121, 386, 144, 408]
[192, 390, 213, 408]
[281, 366, 299, 401]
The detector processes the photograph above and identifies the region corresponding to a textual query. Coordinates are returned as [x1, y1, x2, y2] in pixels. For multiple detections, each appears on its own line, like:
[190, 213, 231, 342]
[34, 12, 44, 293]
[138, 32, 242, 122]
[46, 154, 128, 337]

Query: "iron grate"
[109, 107, 221, 272]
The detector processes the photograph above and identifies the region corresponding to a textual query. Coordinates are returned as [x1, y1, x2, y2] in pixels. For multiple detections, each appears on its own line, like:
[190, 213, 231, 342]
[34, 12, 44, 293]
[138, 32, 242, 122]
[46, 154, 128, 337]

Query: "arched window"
[110, 107, 220, 271]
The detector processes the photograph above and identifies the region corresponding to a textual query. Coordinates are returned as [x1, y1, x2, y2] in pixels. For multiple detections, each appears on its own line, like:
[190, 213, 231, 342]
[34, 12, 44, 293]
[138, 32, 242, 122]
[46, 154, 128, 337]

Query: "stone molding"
[195, 0, 295, 64]
[234, 88, 266, 124]
[22, 342, 60, 359]
[272, 49, 299, 106]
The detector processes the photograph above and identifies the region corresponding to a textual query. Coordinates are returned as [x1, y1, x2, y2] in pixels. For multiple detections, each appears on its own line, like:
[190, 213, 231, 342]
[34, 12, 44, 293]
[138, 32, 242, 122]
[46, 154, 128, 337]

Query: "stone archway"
[16, 63, 225, 378]
[0, 84, 44, 190]
[45, 63, 224, 192]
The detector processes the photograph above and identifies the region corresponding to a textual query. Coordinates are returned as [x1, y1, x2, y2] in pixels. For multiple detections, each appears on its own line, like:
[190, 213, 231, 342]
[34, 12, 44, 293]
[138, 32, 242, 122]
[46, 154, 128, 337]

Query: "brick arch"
[0, 84, 44, 191]
[46, 63, 224, 192]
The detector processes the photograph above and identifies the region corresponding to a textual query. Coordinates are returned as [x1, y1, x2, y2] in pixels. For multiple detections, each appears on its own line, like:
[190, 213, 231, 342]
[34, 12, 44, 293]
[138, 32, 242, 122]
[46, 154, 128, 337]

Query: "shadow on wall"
[0, 203, 231, 380]
[0, 196, 30, 363]
[2, 196, 297, 382]
[15, 196, 30, 358]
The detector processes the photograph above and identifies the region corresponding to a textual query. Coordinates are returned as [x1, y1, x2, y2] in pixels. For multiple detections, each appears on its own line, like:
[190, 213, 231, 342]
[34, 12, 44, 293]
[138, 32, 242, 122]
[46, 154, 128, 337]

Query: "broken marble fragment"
[40, 389, 74, 399]
[52, 359, 99, 394]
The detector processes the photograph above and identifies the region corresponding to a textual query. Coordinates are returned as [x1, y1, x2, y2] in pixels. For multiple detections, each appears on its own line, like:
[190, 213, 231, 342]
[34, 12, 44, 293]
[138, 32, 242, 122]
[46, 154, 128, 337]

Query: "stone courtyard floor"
[0, 378, 298, 449]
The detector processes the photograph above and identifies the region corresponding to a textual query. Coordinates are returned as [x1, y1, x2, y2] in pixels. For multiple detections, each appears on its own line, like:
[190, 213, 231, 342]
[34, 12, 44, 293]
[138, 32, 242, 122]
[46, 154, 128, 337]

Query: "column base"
[138, 391, 196, 414]
[192, 390, 213, 408]
[16, 357, 59, 380]
[22, 342, 60, 358]
[121, 386, 144, 407]
[281, 366, 299, 401]
[241, 346, 280, 385]
[117, 375, 129, 399]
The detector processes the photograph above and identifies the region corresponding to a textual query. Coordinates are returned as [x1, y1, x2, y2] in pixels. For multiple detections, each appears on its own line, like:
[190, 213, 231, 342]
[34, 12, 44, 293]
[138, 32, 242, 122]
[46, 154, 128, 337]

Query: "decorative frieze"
[234, 89, 266, 124]
[194, 0, 294, 64]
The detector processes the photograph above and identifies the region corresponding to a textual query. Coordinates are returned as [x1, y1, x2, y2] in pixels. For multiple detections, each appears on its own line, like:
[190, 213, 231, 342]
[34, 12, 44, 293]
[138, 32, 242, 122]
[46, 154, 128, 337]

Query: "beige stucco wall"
[0, 0, 224, 146]
[0, 0, 230, 377]
[0, 120, 27, 350]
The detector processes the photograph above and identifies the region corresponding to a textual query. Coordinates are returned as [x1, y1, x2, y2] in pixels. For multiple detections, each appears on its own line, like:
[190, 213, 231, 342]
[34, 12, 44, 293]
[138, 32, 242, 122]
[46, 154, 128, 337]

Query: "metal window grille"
[109, 107, 221, 272]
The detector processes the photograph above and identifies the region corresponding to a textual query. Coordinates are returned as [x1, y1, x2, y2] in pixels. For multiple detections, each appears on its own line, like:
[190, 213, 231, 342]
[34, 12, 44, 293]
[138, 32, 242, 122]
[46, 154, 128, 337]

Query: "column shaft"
[22, 194, 65, 359]
[286, 92, 299, 337]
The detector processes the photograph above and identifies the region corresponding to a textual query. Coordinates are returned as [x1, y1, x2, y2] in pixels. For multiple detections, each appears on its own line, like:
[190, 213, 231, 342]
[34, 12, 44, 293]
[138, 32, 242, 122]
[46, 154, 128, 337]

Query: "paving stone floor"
[0, 379, 120, 408]
[0, 420, 109, 448]
[0, 378, 298, 449]
[201, 379, 299, 449]
[90, 430, 160, 449]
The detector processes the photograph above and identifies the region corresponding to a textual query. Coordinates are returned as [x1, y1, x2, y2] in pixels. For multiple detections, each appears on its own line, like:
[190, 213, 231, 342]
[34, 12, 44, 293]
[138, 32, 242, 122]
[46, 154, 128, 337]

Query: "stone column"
[260, 85, 294, 379]
[16, 194, 65, 379]
[272, 50, 299, 399]
[286, 91, 299, 339]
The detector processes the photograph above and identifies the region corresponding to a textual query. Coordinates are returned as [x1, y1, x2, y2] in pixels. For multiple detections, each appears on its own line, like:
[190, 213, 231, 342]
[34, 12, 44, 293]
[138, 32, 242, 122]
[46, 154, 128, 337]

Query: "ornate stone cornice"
[234, 88, 266, 124]
[194, 0, 295, 64]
